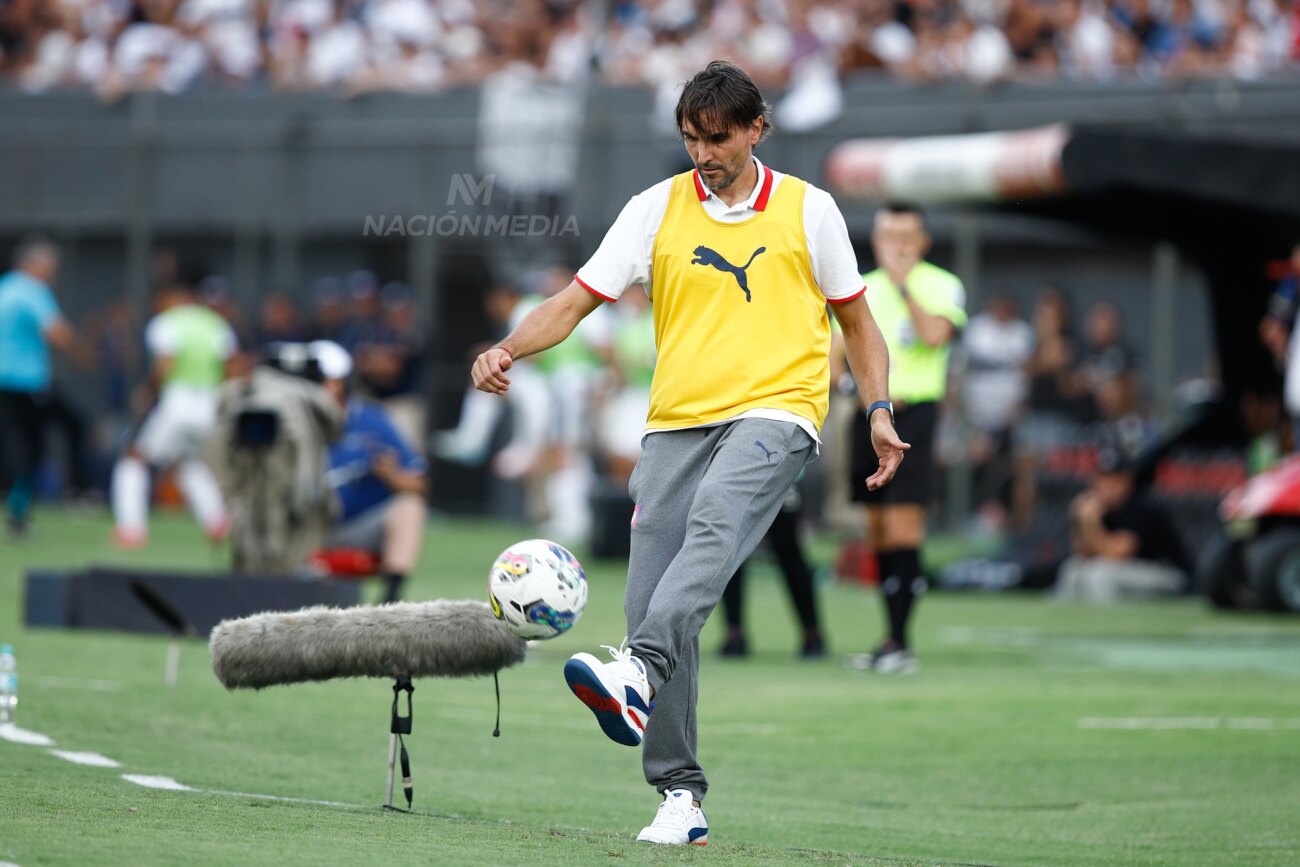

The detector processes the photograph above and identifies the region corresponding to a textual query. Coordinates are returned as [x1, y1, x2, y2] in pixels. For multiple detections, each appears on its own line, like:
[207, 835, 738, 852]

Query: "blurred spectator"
[963, 291, 1035, 438]
[1011, 285, 1088, 526]
[110, 266, 236, 547]
[1259, 243, 1300, 446]
[334, 273, 425, 449]
[1078, 300, 1151, 453]
[528, 265, 610, 543]
[308, 275, 347, 343]
[255, 289, 306, 350]
[5, 0, 1296, 94]
[1056, 447, 1190, 601]
[86, 296, 138, 489]
[433, 282, 550, 475]
[595, 285, 654, 484]
[199, 273, 251, 341]
[960, 291, 1034, 525]
[199, 273, 253, 376]
[366, 281, 426, 449]
[0, 237, 91, 536]
[321, 342, 427, 603]
[338, 268, 381, 352]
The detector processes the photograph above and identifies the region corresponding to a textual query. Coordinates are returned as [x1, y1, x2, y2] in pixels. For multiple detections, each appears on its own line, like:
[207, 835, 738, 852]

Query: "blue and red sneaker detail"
[564, 641, 653, 747]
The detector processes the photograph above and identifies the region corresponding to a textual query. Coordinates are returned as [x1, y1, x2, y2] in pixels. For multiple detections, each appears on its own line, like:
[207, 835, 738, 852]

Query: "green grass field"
[2, 508, 1298, 866]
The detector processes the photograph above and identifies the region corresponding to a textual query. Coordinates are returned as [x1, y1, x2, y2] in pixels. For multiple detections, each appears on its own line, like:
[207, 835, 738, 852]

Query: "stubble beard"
[698, 155, 746, 193]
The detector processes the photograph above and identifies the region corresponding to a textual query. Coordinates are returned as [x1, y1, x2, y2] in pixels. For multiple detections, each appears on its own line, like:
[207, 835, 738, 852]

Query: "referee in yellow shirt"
[472, 61, 908, 846]
[850, 203, 967, 674]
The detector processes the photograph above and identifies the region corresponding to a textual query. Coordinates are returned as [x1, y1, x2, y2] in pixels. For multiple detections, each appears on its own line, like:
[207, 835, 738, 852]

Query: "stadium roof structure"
[827, 126, 1300, 446]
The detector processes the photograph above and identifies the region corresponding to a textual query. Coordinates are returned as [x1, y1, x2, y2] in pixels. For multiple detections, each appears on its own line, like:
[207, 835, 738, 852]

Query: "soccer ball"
[488, 539, 588, 640]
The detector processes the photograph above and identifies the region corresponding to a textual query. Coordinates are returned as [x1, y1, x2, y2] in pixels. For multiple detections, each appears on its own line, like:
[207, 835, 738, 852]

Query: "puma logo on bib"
[691, 245, 766, 302]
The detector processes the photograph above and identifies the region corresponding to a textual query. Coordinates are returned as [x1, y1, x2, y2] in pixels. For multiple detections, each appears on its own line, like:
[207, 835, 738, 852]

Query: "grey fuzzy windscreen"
[210, 600, 528, 689]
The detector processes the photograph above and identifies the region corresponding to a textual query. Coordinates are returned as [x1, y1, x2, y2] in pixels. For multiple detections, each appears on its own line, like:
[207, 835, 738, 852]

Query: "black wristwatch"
[867, 400, 894, 424]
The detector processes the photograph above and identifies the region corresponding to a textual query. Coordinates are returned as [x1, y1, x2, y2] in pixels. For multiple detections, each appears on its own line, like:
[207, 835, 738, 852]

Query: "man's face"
[25, 250, 59, 285]
[1087, 304, 1120, 347]
[680, 117, 762, 193]
[871, 212, 928, 276]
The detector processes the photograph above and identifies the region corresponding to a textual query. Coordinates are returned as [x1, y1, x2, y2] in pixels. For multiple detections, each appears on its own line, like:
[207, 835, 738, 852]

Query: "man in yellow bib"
[472, 61, 907, 846]
[847, 203, 967, 674]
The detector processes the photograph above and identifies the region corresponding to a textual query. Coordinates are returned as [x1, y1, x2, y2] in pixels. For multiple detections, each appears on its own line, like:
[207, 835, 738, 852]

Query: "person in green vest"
[596, 285, 656, 484]
[846, 202, 967, 674]
[526, 266, 612, 543]
[111, 268, 238, 548]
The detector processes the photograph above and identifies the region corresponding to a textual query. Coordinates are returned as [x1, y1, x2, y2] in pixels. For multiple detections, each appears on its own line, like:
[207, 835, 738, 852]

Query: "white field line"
[120, 774, 362, 808]
[1079, 717, 1300, 730]
[48, 750, 121, 768]
[31, 676, 123, 693]
[6, 722, 363, 810]
[0, 724, 54, 746]
[120, 774, 191, 790]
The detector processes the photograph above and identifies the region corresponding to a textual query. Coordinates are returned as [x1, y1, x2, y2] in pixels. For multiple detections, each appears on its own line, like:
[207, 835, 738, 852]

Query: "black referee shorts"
[849, 401, 938, 506]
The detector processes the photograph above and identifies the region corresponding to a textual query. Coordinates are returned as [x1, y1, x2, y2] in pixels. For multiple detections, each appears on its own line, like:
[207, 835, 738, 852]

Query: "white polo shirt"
[575, 156, 865, 445]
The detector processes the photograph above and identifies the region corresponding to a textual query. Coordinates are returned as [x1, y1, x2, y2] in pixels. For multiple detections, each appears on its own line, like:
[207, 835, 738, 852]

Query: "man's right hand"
[472, 346, 513, 394]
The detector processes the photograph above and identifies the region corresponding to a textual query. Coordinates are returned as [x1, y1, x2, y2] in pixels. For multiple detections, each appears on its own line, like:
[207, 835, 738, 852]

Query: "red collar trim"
[752, 165, 774, 211]
[693, 164, 775, 209]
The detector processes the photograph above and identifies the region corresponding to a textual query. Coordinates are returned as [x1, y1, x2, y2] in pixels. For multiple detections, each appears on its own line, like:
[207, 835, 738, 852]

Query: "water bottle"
[0, 644, 17, 725]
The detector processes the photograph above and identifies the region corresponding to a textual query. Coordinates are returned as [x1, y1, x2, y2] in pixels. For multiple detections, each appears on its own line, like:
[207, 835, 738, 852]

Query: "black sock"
[889, 548, 924, 649]
[383, 573, 405, 604]
[878, 550, 902, 643]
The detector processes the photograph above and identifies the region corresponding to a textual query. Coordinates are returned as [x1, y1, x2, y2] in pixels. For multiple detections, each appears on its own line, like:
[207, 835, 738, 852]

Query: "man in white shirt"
[471, 61, 906, 846]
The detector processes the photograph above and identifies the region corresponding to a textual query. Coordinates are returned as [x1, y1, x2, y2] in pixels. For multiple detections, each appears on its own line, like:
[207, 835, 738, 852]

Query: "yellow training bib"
[647, 170, 830, 432]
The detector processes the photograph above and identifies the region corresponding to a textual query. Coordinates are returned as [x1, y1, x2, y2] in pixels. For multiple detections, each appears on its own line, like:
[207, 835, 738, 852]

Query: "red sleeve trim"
[575, 274, 617, 303]
[693, 171, 708, 201]
[752, 165, 775, 211]
[827, 285, 867, 304]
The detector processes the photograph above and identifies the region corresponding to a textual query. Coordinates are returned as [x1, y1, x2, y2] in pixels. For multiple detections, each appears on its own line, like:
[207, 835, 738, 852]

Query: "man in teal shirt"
[0, 238, 86, 536]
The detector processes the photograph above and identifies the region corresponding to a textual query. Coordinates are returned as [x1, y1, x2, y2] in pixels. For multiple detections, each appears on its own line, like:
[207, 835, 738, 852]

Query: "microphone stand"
[384, 675, 414, 812]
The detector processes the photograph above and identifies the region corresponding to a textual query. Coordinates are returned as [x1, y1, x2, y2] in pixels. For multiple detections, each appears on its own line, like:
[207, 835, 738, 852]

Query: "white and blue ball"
[488, 539, 587, 640]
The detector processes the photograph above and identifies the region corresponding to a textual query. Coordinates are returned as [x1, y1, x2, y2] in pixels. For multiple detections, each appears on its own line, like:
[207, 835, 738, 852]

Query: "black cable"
[492, 671, 501, 737]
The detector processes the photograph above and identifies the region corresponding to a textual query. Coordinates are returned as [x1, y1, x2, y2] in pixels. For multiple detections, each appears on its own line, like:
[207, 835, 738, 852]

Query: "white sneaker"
[871, 646, 920, 675]
[636, 789, 708, 846]
[563, 640, 653, 746]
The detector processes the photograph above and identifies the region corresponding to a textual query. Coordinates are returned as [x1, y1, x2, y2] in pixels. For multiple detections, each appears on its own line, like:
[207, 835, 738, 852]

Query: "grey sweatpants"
[625, 418, 814, 802]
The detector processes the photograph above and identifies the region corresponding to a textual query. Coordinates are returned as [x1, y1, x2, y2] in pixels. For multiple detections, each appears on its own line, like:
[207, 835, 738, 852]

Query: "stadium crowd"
[0, 0, 1296, 96]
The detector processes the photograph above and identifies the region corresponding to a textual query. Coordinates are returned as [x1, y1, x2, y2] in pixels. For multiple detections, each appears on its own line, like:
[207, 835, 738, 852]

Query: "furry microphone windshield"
[210, 600, 527, 689]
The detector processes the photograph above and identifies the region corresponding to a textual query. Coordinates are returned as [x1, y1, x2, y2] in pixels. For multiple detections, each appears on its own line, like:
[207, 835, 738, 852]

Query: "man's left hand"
[866, 412, 910, 491]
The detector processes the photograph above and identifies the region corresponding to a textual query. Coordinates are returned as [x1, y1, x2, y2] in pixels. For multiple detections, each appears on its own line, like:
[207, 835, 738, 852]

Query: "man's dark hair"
[675, 61, 773, 142]
[880, 201, 926, 223]
[12, 234, 58, 269]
